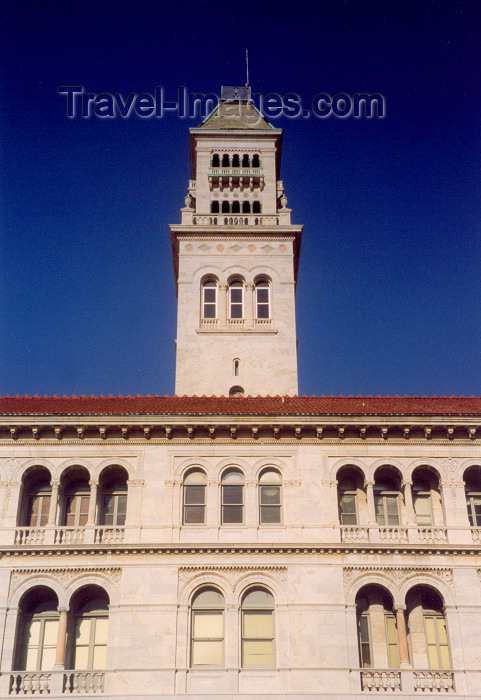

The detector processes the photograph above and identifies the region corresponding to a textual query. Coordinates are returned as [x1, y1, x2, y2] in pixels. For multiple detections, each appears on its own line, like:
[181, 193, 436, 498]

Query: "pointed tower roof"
[200, 90, 273, 130]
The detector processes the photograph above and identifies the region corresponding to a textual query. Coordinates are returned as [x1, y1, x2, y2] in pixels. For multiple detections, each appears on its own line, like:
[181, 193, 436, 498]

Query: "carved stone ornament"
[343, 566, 454, 589]
[2, 458, 22, 482]
[10, 567, 122, 591]
[179, 565, 287, 591]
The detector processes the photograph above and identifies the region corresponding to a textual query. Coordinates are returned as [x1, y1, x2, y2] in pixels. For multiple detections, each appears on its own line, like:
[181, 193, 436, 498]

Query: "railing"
[209, 167, 263, 177]
[54, 528, 85, 545]
[470, 528, 481, 544]
[341, 525, 369, 543]
[413, 671, 454, 693]
[193, 215, 279, 226]
[361, 670, 401, 692]
[227, 319, 245, 330]
[64, 671, 105, 694]
[93, 527, 125, 544]
[10, 672, 51, 695]
[253, 318, 272, 328]
[418, 527, 448, 544]
[14, 528, 46, 545]
[200, 318, 218, 329]
[378, 527, 408, 544]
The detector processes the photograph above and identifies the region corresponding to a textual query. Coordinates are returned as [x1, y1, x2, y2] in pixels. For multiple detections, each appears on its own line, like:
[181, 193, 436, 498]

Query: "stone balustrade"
[10, 672, 52, 695]
[14, 528, 46, 545]
[417, 527, 448, 544]
[413, 671, 454, 693]
[361, 669, 401, 692]
[63, 671, 105, 694]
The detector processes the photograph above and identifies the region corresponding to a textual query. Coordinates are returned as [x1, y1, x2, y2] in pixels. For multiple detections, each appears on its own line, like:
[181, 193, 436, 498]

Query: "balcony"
[359, 669, 455, 694]
[340, 525, 448, 545]
[14, 526, 125, 547]
[208, 167, 264, 191]
[9, 671, 105, 695]
[192, 214, 280, 226]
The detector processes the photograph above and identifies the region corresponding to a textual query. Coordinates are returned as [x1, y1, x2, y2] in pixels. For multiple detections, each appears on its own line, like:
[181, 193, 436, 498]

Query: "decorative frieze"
[343, 565, 454, 589]
[10, 566, 122, 589]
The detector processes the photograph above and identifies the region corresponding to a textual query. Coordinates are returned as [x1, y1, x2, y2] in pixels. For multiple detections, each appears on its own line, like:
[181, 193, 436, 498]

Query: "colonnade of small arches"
[201, 275, 271, 323]
[210, 153, 261, 169]
[210, 200, 261, 214]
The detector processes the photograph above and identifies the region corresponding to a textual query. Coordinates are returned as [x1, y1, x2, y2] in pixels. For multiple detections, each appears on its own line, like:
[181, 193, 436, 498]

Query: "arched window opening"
[242, 154, 250, 168]
[406, 586, 450, 670]
[259, 469, 282, 524]
[221, 200, 230, 213]
[68, 586, 109, 671]
[22, 467, 52, 527]
[233, 358, 240, 376]
[229, 280, 244, 319]
[61, 468, 91, 528]
[221, 469, 244, 523]
[338, 476, 358, 526]
[211, 201, 219, 213]
[374, 470, 401, 526]
[412, 468, 441, 527]
[191, 588, 224, 667]
[232, 154, 240, 168]
[232, 200, 240, 214]
[221, 154, 230, 167]
[255, 280, 270, 319]
[252, 201, 261, 214]
[252, 154, 260, 168]
[99, 466, 128, 526]
[211, 153, 220, 168]
[183, 470, 207, 524]
[241, 588, 274, 667]
[464, 466, 481, 526]
[229, 385, 244, 397]
[14, 587, 59, 671]
[356, 586, 399, 669]
[202, 280, 217, 319]
[242, 201, 250, 213]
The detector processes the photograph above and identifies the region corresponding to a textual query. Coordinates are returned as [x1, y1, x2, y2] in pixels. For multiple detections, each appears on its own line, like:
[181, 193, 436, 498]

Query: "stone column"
[87, 482, 98, 526]
[47, 481, 60, 526]
[245, 284, 254, 328]
[365, 481, 376, 526]
[207, 480, 219, 529]
[245, 480, 257, 530]
[394, 605, 411, 667]
[54, 607, 69, 668]
[225, 604, 239, 693]
[403, 481, 416, 526]
[219, 283, 227, 327]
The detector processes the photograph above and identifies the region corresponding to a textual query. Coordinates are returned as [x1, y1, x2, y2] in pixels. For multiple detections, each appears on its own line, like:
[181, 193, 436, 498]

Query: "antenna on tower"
[245, 49, 249, 87]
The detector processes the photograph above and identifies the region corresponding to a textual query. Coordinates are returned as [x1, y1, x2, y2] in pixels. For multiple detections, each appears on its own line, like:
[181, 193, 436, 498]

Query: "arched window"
[233, 358, 240, 376]
[252, 201, 261, 214]
[183, 470, 207, 524]
[191, 588, 224, 666]
[242, 154, 250, 168]
[241, 588, 274, 667]
[22, 468, 52, 527]
[464, 466, 481, 526]
[62, 469, 90, 527]
[406, 587, 450, 670]
[14, 588, 59, 671]
[211, 201, 219, 213]
[211, 153, 220, 168]
[252, 154, 260, 168]
[99, 467, 128, 526]
[202, 280, 217, 319]
[356, 586, 399, 669]
[68, 587, 109, 671]
[232, 200, 240, 214]
[221, 201, 230, 213]
[221, 154, 230, 167]
[229, 385, 244, 397]
[242, 201, 250, 213]
[338, 477, 358, 525]
[255, 280, 270, 319]
[229, 280, 244, 319]
[259, 469, 281, 524]
[232, 154, 240, 168]
[374, 471, 400, 526]
[221, 469, 244, 523]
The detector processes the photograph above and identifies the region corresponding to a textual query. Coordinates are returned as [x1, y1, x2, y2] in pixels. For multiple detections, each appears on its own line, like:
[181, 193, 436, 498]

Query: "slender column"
[245, 284, 254, 328]
[47, 481, 60, 526]
[87, 481, 98, 526]
[403, 481, 416, 525]
[394, 605, 410, 667]
[54, 607, 69, 668]
[365, 481, 376, 526]
[218, 283, 227, 327]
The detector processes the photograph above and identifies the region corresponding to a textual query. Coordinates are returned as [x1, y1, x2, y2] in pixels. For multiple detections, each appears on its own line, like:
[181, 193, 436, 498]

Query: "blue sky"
[1, 0, 480, 397]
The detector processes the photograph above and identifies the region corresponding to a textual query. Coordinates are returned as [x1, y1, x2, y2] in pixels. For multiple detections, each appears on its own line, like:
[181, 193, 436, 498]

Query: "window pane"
[386, 615, 399, 668]
[374, 496, 385, 525]
[243, 611, 273, 638]
[43, 619, 58, 646]
[243, 640, 273, 666]
[386, 496, 399, 525]
[76, 618, 91, 645]
[40, 645, 56, 671]
[230, 304, 243, 318]
[439, 645, 450, 669]
[204, 304, 216, 318]
[260, 486, 280, 505]
[192, 640, 223, 666]
[193, 611, 223, 637]
[260, 506, 281, 524]
[231, 289, 242, 302]
[223, 485, 243, 504]
[185, 485, 205, 505]
[92, 645, 107, 669]
[415, 495, 432, 525]
[257, 288, 268, 303]
[74, 645, 89, 670]
[204, 288, 216, 302]
[184, 506, 205, 523]
[116, 494, 127, 525]
[257, 304, 269, 318]
[437, 617, 448, 645]
[95, 618, 109, 645]
[222, 505, 243, 523]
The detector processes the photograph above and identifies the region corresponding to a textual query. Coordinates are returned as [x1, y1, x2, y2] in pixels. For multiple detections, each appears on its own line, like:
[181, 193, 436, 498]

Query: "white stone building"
[1, 87, 481, 699]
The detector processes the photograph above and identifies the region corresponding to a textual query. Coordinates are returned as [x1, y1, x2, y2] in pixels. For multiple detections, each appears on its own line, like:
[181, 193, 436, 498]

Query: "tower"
[170, 87, 303, 397]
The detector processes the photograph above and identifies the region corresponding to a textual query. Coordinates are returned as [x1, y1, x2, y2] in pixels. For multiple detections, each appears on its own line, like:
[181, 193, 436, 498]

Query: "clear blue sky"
[1, 0, 480, 398]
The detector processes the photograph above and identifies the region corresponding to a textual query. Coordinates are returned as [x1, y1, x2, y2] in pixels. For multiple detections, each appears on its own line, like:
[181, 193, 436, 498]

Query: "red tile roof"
[0, 395, 480, 417]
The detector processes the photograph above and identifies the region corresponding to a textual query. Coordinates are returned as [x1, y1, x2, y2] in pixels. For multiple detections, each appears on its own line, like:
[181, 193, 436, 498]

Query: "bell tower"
[170, 87, 302, 397]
